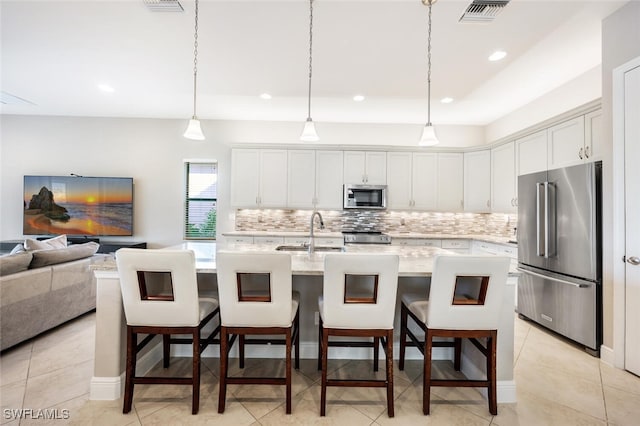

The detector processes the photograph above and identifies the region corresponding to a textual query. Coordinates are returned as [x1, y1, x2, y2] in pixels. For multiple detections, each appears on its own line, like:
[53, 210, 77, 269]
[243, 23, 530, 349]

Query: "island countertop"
[162, 241, 520, 277]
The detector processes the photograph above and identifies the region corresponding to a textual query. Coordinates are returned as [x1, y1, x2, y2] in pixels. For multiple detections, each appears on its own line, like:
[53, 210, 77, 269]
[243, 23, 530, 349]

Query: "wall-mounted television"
[23, 175, 134, 236]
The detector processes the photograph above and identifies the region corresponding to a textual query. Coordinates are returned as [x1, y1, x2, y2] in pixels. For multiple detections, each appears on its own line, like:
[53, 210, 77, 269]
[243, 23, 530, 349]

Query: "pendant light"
[184, 0, 205, 140]
[300, 0, 319, 142]
[419, 0, 440, 147]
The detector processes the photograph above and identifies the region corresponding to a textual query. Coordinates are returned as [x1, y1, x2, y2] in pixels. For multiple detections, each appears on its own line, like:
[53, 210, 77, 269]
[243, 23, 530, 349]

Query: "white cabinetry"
[516, 129, 548, 176]
[343, 151, 386, 184]
[315, 150, 344, 209]
[584, 109, 603, 163]
[386, 152, 437, 210]
[441, 239, 471, 254]
[254, 236, 285, 244]
[287, 150, 316, 208]
[491, 142, 517, 213]
[231, 149, 288, 208]
[437, 153, 464, 211]
[547, 116, 586, 170]
[463, 150, 491, 212]
[392, 238, 441, 247]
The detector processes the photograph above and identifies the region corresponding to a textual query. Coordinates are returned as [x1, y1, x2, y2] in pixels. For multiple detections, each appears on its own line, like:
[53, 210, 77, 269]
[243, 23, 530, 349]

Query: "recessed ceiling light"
[260, 93, 272, 100]
[488, 50, 507, 61]
[98, 84, 114, 93]
[353, 95, 365, 102]
[441, 97, 454, 104]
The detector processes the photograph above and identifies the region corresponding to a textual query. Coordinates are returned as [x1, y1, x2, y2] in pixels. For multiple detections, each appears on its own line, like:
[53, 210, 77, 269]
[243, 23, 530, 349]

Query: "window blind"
[185, 162, 217, 239]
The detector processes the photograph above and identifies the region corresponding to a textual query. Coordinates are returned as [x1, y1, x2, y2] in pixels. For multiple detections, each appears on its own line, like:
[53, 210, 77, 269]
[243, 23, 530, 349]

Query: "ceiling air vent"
[459, 0, 510, 23]
[143, 0, 184, 12]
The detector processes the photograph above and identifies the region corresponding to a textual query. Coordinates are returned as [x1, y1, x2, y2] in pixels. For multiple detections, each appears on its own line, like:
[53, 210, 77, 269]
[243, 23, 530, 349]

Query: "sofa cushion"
[29, 242, 99, 268]
[0, 251, 34, 276]
[24, 234, 68, 251]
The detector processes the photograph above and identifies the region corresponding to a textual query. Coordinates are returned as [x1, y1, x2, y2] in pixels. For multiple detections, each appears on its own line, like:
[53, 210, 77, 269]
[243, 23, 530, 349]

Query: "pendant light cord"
[306, 0, 314, 120]
[191, 0, 199, 119]
[427, 0, 432, 126]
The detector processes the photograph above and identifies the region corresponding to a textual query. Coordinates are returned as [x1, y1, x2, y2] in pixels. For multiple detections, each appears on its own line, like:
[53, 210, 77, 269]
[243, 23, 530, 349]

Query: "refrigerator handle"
[545, 181, 556, 258]
[536, 182, 545, 257]
[544, 182, 550, 258]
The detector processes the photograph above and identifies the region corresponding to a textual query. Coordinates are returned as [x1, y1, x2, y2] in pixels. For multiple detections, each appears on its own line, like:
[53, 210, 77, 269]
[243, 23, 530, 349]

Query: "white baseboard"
[600, 344, 615, 366]
[89, 342, 163, 400]
[460, 352, 517, 403]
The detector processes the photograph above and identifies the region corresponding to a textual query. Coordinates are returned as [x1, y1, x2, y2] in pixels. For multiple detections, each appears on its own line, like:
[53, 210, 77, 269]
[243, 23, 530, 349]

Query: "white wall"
[601, 1, 640, 349]
[0, 115, 483, 247]
[485, 65, 602, 143]
[0, 115, 233, 248]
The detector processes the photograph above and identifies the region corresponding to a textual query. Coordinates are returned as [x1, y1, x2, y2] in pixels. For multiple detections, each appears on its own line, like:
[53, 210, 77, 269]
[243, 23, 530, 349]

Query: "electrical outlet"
[314, 311, 319, 325]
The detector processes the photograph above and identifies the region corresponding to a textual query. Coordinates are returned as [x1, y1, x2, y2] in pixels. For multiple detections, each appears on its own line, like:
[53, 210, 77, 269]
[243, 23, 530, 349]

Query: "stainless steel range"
[343, 231, 391, 245]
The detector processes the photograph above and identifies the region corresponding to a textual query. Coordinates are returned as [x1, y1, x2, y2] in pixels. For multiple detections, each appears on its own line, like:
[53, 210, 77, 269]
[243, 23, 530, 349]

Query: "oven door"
[343, 185, 387, 209]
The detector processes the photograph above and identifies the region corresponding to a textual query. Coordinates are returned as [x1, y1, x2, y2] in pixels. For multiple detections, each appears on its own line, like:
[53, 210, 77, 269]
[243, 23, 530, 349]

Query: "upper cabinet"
[516, 129, 547, 176]
[584, 109, 603, 163]
[547, 115, 586, 170]
[386, 152, 437, 210]
[491, 142, 517, 213]
[437, 153, 464, 211]
[464, 150, 491, 213]
[231, 149, 287, 208]
[315, 150, 344, 209]
[287, 150, 316, 208]
[344, 151, 386, 184]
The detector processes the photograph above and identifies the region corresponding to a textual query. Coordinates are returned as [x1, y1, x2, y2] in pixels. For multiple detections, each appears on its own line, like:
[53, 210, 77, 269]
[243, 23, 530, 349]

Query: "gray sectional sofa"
[0, 240, 104, 351]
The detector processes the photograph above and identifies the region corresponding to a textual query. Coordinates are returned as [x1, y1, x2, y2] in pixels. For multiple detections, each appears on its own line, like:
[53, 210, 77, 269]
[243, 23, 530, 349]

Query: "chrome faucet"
[308, 211, 325, 254]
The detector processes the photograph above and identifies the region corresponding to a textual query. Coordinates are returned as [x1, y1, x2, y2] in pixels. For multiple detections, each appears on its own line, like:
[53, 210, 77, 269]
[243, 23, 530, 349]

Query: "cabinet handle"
[514, 197, 518, 207]
[585, 146, 590, 158]
[256, 196, 259, 205]
[460, 200, 464, 208]
[579, 147, 584, 159]
[510, 198, 514, 206]
[487, 200, 491, 208]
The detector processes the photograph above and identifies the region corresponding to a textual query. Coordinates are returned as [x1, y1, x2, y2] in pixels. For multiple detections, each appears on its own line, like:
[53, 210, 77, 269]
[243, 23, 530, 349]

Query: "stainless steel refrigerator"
[517, 161, 602, 355]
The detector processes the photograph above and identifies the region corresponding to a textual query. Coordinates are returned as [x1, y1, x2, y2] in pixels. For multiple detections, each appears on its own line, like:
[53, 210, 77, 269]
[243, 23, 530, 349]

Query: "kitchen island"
[90, 242, 518, 404]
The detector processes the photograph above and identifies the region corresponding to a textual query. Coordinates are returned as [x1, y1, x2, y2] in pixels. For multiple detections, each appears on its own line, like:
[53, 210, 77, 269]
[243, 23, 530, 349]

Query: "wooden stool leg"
[285, 328, 292, 415]
[163, 334, 171, 368]
[320, 327, 329, 416]
[192, 330, 200, 415]
[123, 327, 136, 414]
[488, 331, 498, 415]
[218, 327, 228, 414]
[399, 303, 408, 371]
[317, 316, 323, 371]
[373, 336, 380, 372]
[423, 329, 433, 415]
[239, 334, 245, 368]
[454, 337, 462, 371]
[294, 310, 300, 370]
[386, 329, 394, 418]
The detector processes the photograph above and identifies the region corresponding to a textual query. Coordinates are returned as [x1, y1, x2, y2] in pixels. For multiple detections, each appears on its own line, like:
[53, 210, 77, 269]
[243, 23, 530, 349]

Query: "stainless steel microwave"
[343, 184, 387, 209]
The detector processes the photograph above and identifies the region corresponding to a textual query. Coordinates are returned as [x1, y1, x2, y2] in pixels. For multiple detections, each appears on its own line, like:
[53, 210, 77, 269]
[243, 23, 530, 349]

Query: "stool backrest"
[322, 253, 399, 329]
[116, 248, 200, 327]
[216, 251, 293, 327]
[426, 255, 510, 330]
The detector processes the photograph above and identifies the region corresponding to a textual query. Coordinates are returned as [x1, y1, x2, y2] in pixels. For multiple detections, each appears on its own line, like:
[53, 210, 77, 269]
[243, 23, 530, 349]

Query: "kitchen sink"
[275, 245, 345, 252]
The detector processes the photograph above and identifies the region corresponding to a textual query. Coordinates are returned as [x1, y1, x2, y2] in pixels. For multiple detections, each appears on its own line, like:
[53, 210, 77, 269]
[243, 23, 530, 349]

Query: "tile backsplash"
[235, 209, 517, 238]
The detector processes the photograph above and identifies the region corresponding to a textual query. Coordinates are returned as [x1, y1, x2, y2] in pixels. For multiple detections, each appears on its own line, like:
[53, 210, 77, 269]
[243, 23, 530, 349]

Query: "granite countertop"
[165, 242, 520, 277]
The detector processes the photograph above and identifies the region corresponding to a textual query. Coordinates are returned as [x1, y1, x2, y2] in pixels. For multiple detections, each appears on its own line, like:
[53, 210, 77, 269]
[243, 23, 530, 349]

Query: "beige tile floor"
[1, 312, 640, 425]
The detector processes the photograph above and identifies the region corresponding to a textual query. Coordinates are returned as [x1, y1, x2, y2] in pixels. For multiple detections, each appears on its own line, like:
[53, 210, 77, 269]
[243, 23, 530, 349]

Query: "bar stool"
[398, 255, 510, 415]
[318, 253, 399, 417]
[116, 248, 220, 415]
[215, 251, 300, 414]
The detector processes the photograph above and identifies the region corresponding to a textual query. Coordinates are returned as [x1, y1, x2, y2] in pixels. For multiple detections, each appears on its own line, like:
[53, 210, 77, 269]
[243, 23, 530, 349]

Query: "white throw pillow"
[24, 234, 68, 251]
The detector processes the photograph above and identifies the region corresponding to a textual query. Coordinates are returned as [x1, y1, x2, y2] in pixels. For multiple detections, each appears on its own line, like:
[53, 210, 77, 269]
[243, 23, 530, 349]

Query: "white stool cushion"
[199, 297, 219, 321]
[401, 293, 429, 324]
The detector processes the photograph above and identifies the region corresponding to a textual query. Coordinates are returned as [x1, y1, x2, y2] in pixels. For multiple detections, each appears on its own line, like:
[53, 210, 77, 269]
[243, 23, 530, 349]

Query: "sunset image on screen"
[23, 176, 133, 236]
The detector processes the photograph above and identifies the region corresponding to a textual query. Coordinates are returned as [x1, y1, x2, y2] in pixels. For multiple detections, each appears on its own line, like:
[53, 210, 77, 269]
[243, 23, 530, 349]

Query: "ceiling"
[0, 0, 628, 126]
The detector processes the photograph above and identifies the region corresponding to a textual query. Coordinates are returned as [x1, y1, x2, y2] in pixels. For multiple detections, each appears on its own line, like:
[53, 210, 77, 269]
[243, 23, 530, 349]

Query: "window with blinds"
[185, 162, 217, 239]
